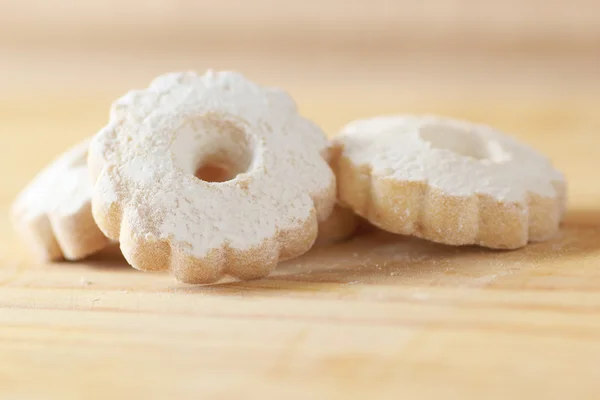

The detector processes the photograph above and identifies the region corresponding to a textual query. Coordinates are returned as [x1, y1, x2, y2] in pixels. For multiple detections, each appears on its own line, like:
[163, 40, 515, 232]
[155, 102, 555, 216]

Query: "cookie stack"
[11, 70, 566, 284]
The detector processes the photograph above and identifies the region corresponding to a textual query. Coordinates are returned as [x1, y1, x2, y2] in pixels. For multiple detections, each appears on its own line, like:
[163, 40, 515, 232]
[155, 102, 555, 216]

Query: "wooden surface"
[3, 2, 600, 397]
[4, 0, 600, 50]
[1, 81, 600, 399]
[3, 0, 600, 96]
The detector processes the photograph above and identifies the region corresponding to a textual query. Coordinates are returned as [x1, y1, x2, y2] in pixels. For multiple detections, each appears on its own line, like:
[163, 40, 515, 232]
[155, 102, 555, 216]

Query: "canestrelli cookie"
[332, 115, 566, 249]
[12, 139, 110, 261]
[89, 71, 336, 283]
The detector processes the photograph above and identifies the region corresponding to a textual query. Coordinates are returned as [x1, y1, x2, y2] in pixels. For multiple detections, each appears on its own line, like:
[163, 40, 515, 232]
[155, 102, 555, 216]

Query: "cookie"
[89, 71, 336, 283]
[315, 205, 359, 246]
[11, 139, 110, 261]
[332, 115, 566, 249]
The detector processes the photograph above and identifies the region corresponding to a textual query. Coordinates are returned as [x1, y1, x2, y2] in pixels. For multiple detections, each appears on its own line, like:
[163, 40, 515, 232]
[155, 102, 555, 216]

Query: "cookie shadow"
[84, 208, 600, 293]
[201, 215, 600, 294]
[59, 243, 130, 270]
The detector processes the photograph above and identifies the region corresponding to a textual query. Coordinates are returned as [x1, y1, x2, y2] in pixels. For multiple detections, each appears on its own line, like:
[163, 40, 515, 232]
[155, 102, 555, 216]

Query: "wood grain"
[2, 79, 600, 399]
[3, 0, 600, 47]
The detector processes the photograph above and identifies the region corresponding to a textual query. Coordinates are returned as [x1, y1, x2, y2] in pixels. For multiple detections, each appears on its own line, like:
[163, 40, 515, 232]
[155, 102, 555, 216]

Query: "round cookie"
[11, 139, 110, 261]
[89, 70, 336, 283]
[315, 205, 359, 246]
[332, 115, 566, 249]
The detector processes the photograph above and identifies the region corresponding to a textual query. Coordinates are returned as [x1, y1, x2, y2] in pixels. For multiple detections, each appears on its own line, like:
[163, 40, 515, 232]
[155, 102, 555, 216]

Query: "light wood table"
[1, 87, 599, 399]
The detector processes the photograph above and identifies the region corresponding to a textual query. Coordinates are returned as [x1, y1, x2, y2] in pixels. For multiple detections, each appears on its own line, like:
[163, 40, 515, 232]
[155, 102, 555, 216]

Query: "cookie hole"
[420, 122, 510, 163]
[172, 114, 254, 184]
[195, 160, 244, 183]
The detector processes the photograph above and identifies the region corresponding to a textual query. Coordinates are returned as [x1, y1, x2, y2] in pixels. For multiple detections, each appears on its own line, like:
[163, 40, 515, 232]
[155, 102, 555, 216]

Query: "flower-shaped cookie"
[11, 139, 110, 261]
[89, 71, 336, 283]
[332, 115, 567, 249]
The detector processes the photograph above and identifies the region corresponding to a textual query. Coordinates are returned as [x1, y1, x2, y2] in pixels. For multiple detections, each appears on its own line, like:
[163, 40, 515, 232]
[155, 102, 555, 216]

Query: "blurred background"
[2, 0, 599, 95]
[1, 0, 599, 242]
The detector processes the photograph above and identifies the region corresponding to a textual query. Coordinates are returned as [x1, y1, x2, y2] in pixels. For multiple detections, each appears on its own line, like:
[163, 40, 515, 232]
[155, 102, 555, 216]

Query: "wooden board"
[3, 0, 600, 52]
[1, 87, 600, 400]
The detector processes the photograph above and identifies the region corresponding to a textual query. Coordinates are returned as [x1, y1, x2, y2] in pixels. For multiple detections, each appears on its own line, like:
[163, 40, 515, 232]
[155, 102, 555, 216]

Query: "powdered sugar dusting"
[338, 115, 564, 202]
[12, 139, 92, 220]
[90, 70, 335, 259]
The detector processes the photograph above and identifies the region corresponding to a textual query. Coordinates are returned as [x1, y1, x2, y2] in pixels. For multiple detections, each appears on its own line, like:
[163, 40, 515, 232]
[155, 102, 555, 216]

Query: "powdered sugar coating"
[333, 115, 566, 249]
[89, 71, 336, 283]
[339, 115, 564, 203]
[12, 139, 110, 260]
